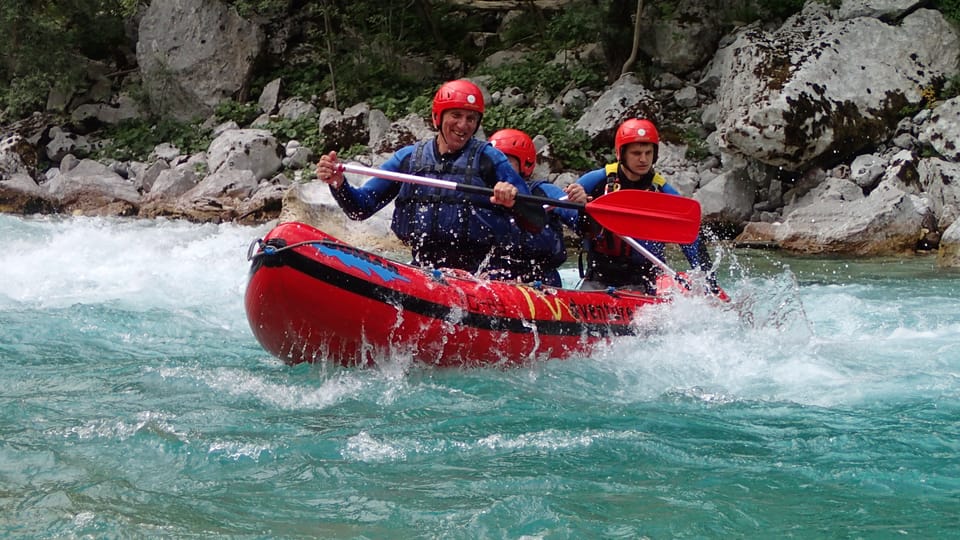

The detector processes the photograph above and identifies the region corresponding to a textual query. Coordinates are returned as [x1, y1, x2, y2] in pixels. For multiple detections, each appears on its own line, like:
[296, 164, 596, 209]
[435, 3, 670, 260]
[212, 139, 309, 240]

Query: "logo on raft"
[316, 243, 411, 284]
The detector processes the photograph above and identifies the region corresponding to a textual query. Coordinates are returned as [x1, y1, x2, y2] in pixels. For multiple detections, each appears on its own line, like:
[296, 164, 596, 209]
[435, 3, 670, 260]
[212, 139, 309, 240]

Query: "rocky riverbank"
[2, 0, 960, 265]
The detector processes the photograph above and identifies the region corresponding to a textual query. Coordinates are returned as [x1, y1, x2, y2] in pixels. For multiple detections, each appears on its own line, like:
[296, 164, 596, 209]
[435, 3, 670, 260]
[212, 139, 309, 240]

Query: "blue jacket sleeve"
[538, 182, 580, 229]
[329, 148, 412, 220]
[483, 145, 533, 195]
[660, 182, 712, 272]
[574, 168, 608, 197]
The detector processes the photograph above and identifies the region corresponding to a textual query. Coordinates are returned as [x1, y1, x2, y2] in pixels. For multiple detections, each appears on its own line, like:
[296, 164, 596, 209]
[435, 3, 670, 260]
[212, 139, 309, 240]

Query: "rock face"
[136, 0, 264, 121]
[4, 0, 960, 264]
[206, 129, 282, 179]
[919, 96, 960, 162]
[279, 181, 405, 254]
[938, 219, 960, 267]
[774, 179, 926, 255]
[706, 5, 959, 171]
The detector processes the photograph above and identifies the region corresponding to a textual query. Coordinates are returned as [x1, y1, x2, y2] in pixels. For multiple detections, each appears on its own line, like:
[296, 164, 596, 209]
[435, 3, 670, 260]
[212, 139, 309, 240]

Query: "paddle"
[337, 162, 702, 244]
[616, 234, 729, 300]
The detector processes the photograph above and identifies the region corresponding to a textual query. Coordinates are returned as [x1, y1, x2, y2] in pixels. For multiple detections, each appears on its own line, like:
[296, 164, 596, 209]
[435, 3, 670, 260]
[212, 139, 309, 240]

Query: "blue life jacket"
[487, 179, 567, 280]
[391, 138, 512, 265]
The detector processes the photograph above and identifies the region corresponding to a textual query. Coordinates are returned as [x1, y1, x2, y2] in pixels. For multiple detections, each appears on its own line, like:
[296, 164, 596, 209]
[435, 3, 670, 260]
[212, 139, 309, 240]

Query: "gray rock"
[206, 129, 282, 179]
[136, 0, 264, 121]
[259, 78, 282, 114]
[776, 179, 925, 255]
[705, 5, 959, 171]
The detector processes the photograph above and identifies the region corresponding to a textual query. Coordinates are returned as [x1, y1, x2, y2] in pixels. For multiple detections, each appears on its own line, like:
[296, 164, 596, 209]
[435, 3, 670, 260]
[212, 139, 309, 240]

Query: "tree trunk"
[620, 0, 644, 78]
[322, 1, 338, 110]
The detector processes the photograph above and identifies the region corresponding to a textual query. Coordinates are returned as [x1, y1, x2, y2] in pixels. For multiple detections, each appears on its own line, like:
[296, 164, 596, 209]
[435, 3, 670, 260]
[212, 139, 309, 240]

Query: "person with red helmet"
[315, 79, 543, 273]
[573, 118, 719, 293]
[484, 128, 585, 286]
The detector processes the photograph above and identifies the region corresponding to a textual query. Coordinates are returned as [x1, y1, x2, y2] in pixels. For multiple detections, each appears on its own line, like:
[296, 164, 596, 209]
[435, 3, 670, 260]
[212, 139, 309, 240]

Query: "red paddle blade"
[584, 189, 702, 243]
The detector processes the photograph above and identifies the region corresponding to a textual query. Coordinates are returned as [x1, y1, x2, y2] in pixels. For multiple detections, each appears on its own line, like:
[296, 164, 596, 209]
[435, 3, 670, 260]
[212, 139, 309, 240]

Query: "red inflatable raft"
[243, 221, 689, 366]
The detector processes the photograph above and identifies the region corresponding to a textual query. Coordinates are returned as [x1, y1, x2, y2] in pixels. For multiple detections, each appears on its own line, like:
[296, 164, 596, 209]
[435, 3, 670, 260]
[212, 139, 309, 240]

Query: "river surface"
[2, 214, 958, 538]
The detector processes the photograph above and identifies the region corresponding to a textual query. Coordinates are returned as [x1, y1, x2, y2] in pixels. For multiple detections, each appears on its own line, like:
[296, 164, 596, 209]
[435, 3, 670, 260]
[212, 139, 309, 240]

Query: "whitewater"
[1, 214, 957, 538]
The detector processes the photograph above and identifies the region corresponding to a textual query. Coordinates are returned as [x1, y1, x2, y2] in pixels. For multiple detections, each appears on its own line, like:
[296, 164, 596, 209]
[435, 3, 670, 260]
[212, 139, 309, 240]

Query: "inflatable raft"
[244, 221, 688, 366]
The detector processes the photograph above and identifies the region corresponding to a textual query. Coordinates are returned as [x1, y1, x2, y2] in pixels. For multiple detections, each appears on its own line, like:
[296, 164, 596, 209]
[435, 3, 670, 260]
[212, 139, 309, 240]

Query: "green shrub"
[931, 0, 960, 23]
[215, 100, 262, 126]
[260, 116, 323, 154]
[0, 1, 131, 119]
[94, 118, 211, 162]
[340, 143, 370, 160]
[483, 105, 600, 171]
[942, 74, 960, 100]
[478, 55, 606, 98]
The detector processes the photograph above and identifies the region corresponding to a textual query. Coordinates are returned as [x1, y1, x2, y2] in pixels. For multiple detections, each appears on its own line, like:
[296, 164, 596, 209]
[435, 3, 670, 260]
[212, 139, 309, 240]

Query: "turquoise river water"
[1, 214, 958, 538]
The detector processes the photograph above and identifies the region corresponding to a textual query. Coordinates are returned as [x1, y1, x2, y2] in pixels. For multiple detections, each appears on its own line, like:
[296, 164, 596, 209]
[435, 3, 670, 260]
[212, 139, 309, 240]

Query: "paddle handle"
[338, 162, 584, 211]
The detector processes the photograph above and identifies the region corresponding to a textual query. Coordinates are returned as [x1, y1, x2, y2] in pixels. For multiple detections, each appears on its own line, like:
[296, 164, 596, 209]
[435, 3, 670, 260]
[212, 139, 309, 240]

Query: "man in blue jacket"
[316, 79, 543, 273]
[573, 118, 717, 293]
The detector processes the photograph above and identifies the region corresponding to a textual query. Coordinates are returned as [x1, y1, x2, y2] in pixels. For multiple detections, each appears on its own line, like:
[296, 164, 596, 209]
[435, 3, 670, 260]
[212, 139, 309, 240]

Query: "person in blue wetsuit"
[316, 79, 544, 273]
[573, 118, 718, 293]
[483, 128, 584, 287]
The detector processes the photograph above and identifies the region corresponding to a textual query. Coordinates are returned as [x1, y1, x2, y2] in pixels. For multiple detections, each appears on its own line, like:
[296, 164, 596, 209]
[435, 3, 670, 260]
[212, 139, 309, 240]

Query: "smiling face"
[620, 142, 656, 179]
[437, 108, 481, 154]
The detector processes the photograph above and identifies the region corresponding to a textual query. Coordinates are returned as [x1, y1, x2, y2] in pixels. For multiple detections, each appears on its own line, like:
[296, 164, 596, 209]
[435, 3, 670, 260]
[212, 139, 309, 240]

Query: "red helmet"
[615, 118, 660, 161]
[431, 79, 485, 128]
[488, 128, 536, 177]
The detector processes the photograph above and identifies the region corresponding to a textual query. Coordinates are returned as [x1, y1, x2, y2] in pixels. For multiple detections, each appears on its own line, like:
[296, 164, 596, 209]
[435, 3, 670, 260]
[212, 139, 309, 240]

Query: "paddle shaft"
[339, 162, 584, 210]
[336, 161, 702, 244]
[336, 161, 724, 295]
[549, 194, 683, 281]
[620, 234, 679, 278]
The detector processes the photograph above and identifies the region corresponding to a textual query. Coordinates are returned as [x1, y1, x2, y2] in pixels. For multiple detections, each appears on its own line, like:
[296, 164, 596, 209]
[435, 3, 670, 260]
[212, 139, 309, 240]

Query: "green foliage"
[215, 100, 262, 126]
[483, 106, 599, 171]
[0, 1, 131, 118]
[677, 128, 710, 162]
[899, 102, 921, 117]
[478, 54, 606, 99]
[94, 118, 211, 162]
[942, 74, 960, 100]
[225, 0, 290, 19]
[340, 143, 371, 160]
[932, 0, 960, 23]
[367, 90, 434, 120]
[260, 116, 323, 155]
[499, 1, 605, 52]
[1, 72, 54, 120]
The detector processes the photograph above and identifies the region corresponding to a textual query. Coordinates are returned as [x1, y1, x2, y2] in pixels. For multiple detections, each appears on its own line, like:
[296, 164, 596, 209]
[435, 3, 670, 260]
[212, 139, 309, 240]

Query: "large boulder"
[136, 0, 264, 121]
[280, 180, 405, 254]
[937, 217, 960, 267]
[704, 4, 960, 171]
[206, 129, 282, 179]
[574, 73, 660, 146]
[46, 157, 140, 216]
[774, 178, 926, 255]
[918, 96, 960, 162]
[0, 173, 53, 214]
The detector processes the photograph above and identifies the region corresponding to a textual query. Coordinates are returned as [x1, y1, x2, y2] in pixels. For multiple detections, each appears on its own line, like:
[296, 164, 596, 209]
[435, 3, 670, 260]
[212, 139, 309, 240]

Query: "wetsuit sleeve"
[660, 183, 681, 196]
[539, 182, 580, 229]
[575, 168, 608, 197]
[329, 149, 408, 220]
[480, 146, 545, 233]
[662, 180, 718, 288]
[658, 181, 712, 271]
[573, 168, 607, 236]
